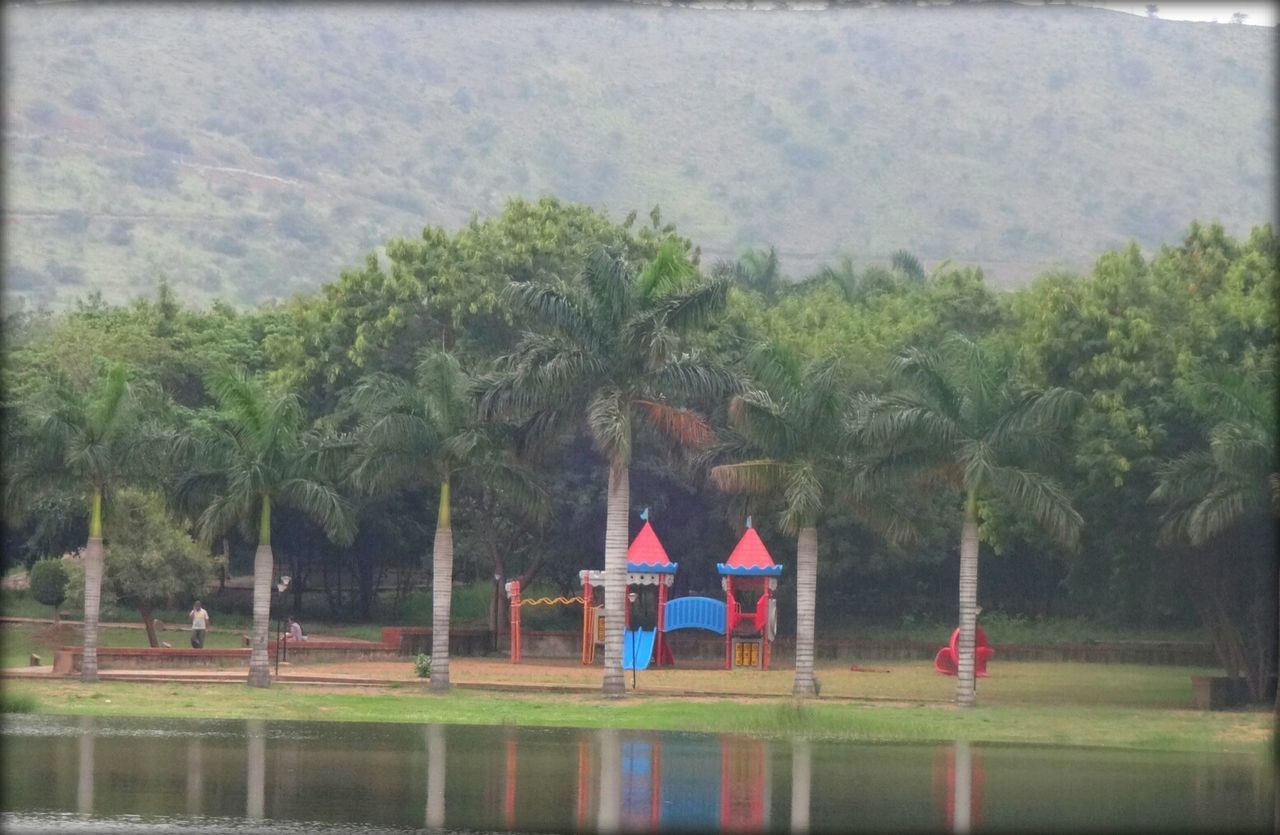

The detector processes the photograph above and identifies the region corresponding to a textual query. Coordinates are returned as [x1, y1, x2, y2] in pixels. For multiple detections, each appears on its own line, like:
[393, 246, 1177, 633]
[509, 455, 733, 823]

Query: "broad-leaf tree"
[186, 371, 355, 687]
[709, 345, 915, 697]
[4, 363, 139, 682]
[64, 488, 223, 647]
[863, 334, 1084, 706]
[348, 351, 544, 691]
[477, 243, 735, 697]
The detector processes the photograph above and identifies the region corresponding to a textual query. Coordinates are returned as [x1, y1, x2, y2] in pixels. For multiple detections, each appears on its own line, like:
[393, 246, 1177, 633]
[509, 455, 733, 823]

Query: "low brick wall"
[498, 631, 1218, 667]
[382, 627, 496, 657]
[52, 639, 400, 674]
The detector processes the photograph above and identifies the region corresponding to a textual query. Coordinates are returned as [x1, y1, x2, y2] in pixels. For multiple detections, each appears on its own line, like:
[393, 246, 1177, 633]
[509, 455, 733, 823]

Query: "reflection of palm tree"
[246, 718, 265, 820]
[77, 714, 94, 816]
[597, 728, 622, 833]
[425, 725, 445, 830]
[186, 737, 204, 816]
[952, 741, 972, 834]
[790, 738, 811, 833]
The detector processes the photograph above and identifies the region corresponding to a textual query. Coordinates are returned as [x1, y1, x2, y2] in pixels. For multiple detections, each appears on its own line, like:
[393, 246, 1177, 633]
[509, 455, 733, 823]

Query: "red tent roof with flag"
[627, 521, 678, 573]
[717, 525, 783, 576]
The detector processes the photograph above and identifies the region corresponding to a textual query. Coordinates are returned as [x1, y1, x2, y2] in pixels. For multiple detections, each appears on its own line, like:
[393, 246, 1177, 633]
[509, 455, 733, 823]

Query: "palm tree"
[1151, 368, 1278, 546]
[862, 334, 1084, 707]
[185, 371, 354, 687]
[5, 364, 138, 682]
[348, 351, 544, 692]
[708, 345, 915, 697]
[476, 243, 735, 697]
[1151, 365, 1278, 706]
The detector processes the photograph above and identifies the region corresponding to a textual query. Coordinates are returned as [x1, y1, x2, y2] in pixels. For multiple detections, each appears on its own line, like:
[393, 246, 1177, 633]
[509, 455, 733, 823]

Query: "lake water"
[2, 714, 1273, 833]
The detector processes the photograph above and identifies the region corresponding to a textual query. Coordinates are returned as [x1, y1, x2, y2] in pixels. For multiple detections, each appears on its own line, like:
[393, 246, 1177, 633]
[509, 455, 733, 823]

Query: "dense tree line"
[2, 197, 1275, 704]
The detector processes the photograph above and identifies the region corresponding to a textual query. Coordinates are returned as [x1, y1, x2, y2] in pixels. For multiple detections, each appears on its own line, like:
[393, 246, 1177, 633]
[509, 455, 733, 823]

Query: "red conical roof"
[723, 526, 777, 570]
[627, 521, 674, 569]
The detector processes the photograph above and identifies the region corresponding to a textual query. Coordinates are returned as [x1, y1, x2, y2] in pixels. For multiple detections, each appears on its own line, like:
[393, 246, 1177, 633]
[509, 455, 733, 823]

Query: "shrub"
[414, 653, 433, 678]
[28, 559, 69, 619]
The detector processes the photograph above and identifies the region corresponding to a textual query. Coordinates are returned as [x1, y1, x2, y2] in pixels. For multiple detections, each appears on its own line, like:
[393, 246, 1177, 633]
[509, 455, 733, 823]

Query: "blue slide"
[622, 628, 657, 670]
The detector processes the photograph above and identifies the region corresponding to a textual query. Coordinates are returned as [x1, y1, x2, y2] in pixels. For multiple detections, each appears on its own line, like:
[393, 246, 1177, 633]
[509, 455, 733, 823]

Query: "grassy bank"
[1, 677, 1270, 756]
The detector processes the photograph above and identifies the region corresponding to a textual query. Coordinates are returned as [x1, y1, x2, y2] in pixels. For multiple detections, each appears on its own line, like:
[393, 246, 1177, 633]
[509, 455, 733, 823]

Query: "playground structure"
[933, 626, 994, 677]
[506, 513, 782, 671]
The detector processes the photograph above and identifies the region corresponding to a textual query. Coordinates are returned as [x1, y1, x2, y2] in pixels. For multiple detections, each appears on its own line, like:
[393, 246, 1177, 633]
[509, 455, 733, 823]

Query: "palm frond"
[634, 399, 713, 448]
[587, 389, 631, 465]
[580, 247, 634, 330]
[502, 282, 598, 349]
[275, 478, 356, 546]
[985, 465, 1082, 549]
[709, 460, 790, 496]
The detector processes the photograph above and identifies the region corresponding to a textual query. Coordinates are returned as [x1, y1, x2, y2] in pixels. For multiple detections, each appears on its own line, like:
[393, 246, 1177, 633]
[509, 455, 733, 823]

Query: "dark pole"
[276, 586, 284, 676]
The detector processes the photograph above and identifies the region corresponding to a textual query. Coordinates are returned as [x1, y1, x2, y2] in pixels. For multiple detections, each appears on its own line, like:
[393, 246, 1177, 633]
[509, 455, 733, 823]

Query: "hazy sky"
[1094, 2, 1276, 26]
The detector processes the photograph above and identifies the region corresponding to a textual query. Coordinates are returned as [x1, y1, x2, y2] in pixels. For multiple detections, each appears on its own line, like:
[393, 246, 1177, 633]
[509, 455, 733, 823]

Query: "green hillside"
[2, 2, 1273, 308]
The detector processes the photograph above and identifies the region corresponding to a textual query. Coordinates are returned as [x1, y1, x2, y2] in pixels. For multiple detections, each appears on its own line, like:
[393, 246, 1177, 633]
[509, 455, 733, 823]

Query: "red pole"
[581, 582, 594, 665]
[761, 584, 771, 671]
[724, 577, 733, 671]
[656, 580, 668, 667]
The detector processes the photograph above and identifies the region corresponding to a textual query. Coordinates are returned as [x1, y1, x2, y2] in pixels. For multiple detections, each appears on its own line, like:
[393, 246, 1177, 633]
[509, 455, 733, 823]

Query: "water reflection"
[425, 724, 444, 830]
[186, 737, 203, 816]
[76, 715, 93, 817]
[245, 718, 265, 820]
[790, 738, 810, 834]
[4, 714, 1270, 833]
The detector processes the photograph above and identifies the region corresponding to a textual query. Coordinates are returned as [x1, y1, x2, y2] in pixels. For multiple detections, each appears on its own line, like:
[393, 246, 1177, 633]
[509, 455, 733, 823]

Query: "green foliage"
[63, 488, 222, 620]
[27, 559, 68, 611]
[414, 653, 433, 678]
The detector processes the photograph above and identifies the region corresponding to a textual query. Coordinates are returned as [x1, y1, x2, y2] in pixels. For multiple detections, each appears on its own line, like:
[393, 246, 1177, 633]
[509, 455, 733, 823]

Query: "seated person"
[286, 616, 306, 642]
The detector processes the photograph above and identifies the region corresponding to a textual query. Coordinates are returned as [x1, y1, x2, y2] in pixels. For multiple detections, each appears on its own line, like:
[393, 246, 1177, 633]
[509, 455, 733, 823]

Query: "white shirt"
[191, 608, 208, 630]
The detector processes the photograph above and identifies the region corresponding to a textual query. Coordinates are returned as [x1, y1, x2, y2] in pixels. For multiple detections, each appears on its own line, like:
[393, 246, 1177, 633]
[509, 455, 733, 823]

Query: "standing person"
[189, 600, 210, 648]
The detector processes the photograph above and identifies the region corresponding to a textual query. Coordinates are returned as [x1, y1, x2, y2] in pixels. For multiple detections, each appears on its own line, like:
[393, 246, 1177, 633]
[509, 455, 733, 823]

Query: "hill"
[1, 1, 1273, 308]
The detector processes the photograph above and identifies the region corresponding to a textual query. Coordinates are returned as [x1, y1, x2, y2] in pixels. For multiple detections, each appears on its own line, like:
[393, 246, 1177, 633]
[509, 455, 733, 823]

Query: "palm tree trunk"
[793, 526, 818, 698]
[430, 477, 454, 692]
[601, 462, 629, 698]
[956, 490, 980, 708]
[247, 496, 273, 688]
[80, 489, 104, 683]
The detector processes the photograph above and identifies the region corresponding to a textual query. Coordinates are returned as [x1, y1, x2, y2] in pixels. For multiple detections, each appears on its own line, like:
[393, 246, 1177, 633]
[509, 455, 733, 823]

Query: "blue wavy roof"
[716, 563, 783, 577]
[628, 561, 679, 574]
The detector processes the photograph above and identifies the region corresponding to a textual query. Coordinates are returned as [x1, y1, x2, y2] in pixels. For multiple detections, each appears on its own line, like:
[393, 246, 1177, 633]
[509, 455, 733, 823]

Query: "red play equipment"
[506, 511, 782, 671]
[933, 626, 994, 676]
[717, 518, 782, 671]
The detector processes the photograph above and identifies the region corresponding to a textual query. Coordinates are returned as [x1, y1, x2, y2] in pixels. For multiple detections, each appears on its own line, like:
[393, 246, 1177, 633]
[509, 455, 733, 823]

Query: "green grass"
[0, 691, 39, 713]
[1, 678, 1270, 755]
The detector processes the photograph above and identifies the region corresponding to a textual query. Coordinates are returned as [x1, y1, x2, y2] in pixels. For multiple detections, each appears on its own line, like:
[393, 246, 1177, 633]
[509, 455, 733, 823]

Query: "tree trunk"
[247, 496, 273, 688]
[430, 477, 454, 692]
[140, 603, 159, 648]
[601, 463, 629, 698]
[80, 489, 104, 683]
[793, 526, 818, 698]
[956, 490, 980, 708]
